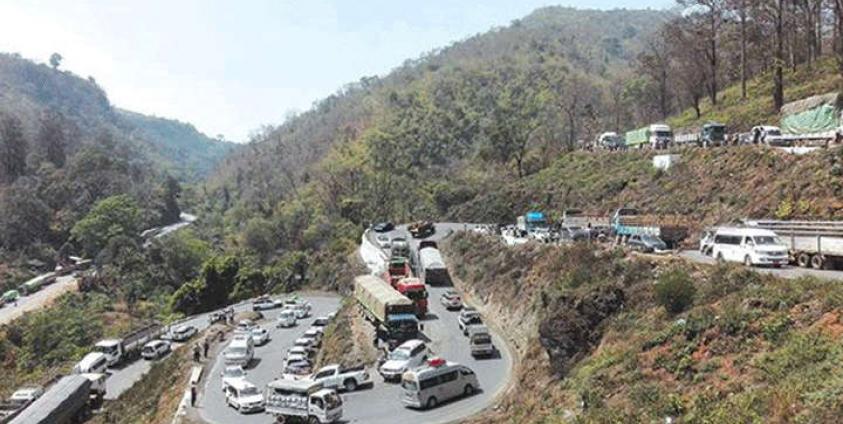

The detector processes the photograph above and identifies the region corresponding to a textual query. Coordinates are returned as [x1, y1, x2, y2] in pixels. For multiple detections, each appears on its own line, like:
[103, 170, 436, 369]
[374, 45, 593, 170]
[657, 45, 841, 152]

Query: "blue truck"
[611, 208, 688, 249]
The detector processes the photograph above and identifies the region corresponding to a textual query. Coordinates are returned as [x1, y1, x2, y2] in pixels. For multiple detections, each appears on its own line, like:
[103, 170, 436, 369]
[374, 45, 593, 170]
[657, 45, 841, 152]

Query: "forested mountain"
[0, 53, 235, 183]
[209, 7, 671, 216]
[118, 110, 234, 181]
[0, 52, 231, 286]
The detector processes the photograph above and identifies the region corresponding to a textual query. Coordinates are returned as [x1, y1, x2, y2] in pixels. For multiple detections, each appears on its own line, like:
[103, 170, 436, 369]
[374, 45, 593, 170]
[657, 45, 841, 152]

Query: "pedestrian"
[193, 344, 201, 362]
[203, 338, 209, 358]
[190, 385, 197, 407]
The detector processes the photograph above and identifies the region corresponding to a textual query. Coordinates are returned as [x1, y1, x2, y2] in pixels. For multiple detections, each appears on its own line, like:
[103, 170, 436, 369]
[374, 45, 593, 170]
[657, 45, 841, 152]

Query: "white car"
[250, 327, 270, 346]
[288, 345, 315, 360]
[141, 340, 171, 360]
[236, 319, 256, 332]
[302, 328, 322, 347]
[294, 337, 316, 349]
[312, 316, 330, 329]
[378, 339, 430, 382]
[277, 309, 298, 328]
[376, 234, 392, 249]
[291, 303, 310, 319]
[224, 379, 264, 414]
[712, 227, 789, 267]
[220, 365, 247, 392]
[170, 325, 197, 342]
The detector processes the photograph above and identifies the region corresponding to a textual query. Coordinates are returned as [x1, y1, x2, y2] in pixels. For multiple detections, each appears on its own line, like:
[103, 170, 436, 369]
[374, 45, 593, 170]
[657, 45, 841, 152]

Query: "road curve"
[195, 223, 513, 424]
[0, 275, 77, 326]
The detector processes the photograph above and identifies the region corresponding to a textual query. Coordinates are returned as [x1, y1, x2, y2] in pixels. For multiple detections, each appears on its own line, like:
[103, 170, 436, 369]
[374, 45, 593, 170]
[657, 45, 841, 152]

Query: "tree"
[71, 194, 142, 256]
[49, 53, 63, 69]
[0, 114, 27, 183]
[0, 178, 51, 250]
[38, 110, 67, 168]
[680, 0, 726, 106]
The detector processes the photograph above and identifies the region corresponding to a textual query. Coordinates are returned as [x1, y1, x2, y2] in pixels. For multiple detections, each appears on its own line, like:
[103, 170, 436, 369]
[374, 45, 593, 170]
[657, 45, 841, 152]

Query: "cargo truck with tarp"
[743, 220, 843, 269]
[418, 246, 450, 286]
[768, 92, 843, 147]
[9, 375, 92, 424]
[354, 275, 420, 347]
[625, 124, 673, 149]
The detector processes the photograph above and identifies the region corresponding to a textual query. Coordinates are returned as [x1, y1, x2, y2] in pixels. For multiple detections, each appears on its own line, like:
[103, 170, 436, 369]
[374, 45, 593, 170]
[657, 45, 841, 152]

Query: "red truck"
[394, 277, 428, 318]
[383, 257, 412, 287]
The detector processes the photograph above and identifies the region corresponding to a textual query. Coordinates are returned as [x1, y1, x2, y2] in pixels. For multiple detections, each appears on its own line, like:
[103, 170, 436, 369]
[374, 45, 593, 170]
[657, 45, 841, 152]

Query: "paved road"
[197, 223, 513, 424]
[198, 295, 341, 423]
[680, 250, 843, 281]
[105, 298, 254, 400]
[0, 275, 76, 326]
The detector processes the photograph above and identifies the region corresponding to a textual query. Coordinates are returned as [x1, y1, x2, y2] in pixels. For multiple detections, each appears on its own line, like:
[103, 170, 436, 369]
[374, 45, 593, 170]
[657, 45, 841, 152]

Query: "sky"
[0, 0, 671, 143]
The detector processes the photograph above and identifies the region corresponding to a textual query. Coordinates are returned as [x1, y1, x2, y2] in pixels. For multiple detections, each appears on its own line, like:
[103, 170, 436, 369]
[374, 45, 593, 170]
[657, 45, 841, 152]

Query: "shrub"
[654, 268, 696, 314]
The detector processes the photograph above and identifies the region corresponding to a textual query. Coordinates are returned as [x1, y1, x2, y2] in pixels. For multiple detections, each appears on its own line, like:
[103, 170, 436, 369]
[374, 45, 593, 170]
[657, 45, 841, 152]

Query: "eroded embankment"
[444, 232, 843, 423]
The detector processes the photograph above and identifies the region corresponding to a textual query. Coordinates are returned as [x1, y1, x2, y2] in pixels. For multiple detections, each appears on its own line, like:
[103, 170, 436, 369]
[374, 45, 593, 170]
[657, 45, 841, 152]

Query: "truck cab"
[648, 124, 673, 149]
[701, 122, 726, 147]
[94, 340, 124, 366]
[395, 277, 428, 318]
[383, 257, 412, 287]
[517, 211, 549, 235]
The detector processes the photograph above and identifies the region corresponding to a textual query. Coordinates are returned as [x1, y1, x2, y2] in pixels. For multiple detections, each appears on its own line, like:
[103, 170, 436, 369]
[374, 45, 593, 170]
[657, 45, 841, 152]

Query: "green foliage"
[71, 194, 142, 256]
[654, 268, 696, 314]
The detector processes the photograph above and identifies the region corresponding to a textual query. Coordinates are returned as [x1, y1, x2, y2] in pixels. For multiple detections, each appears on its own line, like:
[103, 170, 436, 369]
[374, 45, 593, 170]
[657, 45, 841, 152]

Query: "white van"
[224, 379, 265, 414]
[224, 335, 255, 367]
[401, 358, 479, 409]
[712, 227, 789, 267]
[72, 352, 109, 375]
[379, 339, 429, 382]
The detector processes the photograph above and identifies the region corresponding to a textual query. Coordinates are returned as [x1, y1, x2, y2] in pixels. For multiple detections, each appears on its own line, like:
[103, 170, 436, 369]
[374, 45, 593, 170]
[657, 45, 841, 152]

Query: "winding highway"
[194, 223, 514, 424]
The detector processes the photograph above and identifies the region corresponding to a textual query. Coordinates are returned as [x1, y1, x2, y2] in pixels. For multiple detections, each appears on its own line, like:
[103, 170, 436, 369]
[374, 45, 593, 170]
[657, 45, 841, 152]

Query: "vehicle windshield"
[401, 379, 419, 392]
[389, 349, 411, 361]
[768, 129, 782, 136]
[142, 346, 154, 353]
[641, 235, 663, 244]
[655, 130, 672, 137]
[324, 392, 342, 408]
[225, 368, 245, 378]
[95, 344, 118, 355]
[241, 386, 259, 396]
[228, 347, 247, 356]
[405, 290, 427, 300]
[390, 319, 418, 333]
[753, 236, 781, 245]
[472, 335, 492, 344]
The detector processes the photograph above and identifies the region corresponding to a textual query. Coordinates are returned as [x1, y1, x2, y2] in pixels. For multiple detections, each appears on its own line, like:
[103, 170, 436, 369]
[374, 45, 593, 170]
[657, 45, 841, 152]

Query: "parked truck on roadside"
[408, 221, 435, 239]
[383, 257, 412, 287]
[766, 92, 843, 147]
[625, 124, 673, 149]
[264, 378, 343, 423]
[674, 122, 727, 147]
[516, 211, 549, 234]
[418, 245, 450, 286]
[93, 322, 164, 366]
[596, 132, 625, 150]
[611, 208, 689, 249]
[9, 375, 93, 424]
[354, 275, 421, 347]
[744, 219, 843, 269]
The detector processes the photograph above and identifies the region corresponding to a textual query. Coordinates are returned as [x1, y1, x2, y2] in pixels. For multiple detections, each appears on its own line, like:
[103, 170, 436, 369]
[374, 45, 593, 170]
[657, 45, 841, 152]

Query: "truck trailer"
[611, 208, 689, 248]
[94, 322, 164, 366]
[743, 220, 843, 269]
[674, 122, 727, 147]
[353, 275, 420, 347]
[768, 92, 843, 147]
[9, 375, 92, 424]
[418, 246, 450, 286]
[625, 124, 673, 149]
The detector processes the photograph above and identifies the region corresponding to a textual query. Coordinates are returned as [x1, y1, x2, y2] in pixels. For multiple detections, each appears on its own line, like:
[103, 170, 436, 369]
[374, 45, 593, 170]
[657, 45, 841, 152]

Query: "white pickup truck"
[310, 364, 371, 392]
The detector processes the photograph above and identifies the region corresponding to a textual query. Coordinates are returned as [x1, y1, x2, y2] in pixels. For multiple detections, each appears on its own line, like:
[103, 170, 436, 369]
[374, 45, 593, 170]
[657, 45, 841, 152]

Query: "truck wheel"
[426, 396, 438, 409]
[797, 252, 811, 268]
[811, 255, 825, 270]
[344, 379, 357, 392]
[744, 255, 753, 267]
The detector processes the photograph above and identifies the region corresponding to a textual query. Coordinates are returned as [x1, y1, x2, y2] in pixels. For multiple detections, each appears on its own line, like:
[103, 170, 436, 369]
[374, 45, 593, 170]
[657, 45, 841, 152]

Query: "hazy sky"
[0, 0, 671, 142]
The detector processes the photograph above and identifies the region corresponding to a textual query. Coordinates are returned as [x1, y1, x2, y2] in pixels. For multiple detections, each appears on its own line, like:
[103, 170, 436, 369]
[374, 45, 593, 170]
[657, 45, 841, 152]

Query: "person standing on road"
[203, 338, 209, 358]
[193, 344, 201, 362]
[190, 384, 197, 407]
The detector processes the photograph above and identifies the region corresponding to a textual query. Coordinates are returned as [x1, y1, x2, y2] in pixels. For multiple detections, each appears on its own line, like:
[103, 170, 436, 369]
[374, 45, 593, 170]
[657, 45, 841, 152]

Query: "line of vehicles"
[595, 91, 843, 150]
[495, 207, 843, 271]
[2, 317, 201, 423]
[0, 258, 92, 309]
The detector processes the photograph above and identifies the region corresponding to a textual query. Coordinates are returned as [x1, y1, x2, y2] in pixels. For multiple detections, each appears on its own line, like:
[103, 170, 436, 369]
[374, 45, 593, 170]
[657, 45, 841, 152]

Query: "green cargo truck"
[354, 275, 420, 347]
[625, 124, 673, 149]
[771, 92, 843, 146]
